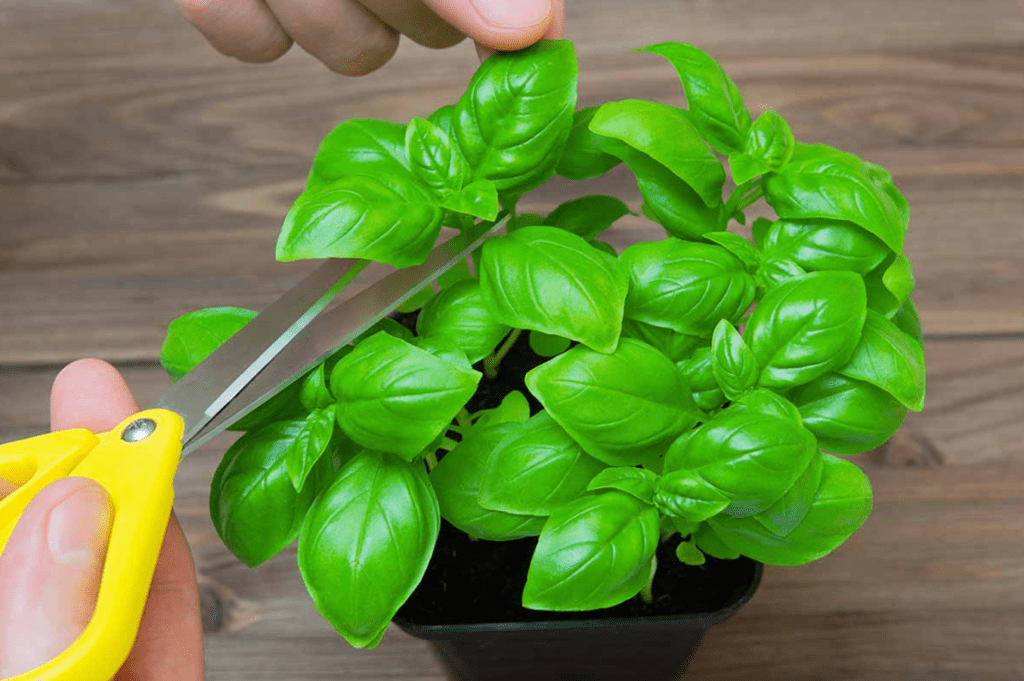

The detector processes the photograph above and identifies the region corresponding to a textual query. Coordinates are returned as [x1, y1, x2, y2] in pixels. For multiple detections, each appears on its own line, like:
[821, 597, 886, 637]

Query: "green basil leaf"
[764, 143, 907, 253]
[837, 309, 926, 411]
[634, 42, 751, 154]
[160, 306, 257, 382]
[507, 212, 545, 232]
[299, 364, 333, 412]
[427, 104, 456, 137]
[621, 317, 703, 363]
[601, 138, 725, 239]
[285, 407, 337, 492]
[209, 419, 319, 567]
[591, 240, 618, 257]
[523, 491, 660, 610]
[440, 178, 499, 220]
[727, 110, 795, 185]
[711, 319, 759, 401]
[331, 332, 481, 459]
[878, 254, 916, 313]
[675, 346, 726, 412]
[395, 286, 435, 314]
[703, 231, 761, 271]
[621, 239, 757, 337]
[892, 299, 923, 343]
[653, 473, 731, 521]
[356, 317, 415, 345]
[528, 330, 572, 358]
[431, 423, 547, 540]
[665, 516, 701, 538]
[762, 218, 889, 275]
[437, 259, 473, 291]
[788, 372, 907, 455]
[526, 338, 700, 466]
[414, 336, 475, 372]
[277, 174, 443, 267]
[454, 40, 577, 200]
[751, 217, 773, 250]
[306, 119, 413, 192]
[590, 99, 725, 207]
[755, 258, 807, 290]
[735, 388, 802, 423]
[556, 106, 621, 180]
[298, 450, 439, 648]
[674, 540, 707, 566]
[479, 411, 607, 516]
[228, 378, 308, 432]
[751, 451, 823, 537]
[659, 401, 818, 519]
[416, 279, 511, 363]
[471, 390, 531, 429]
[405, 116, 471, 197]
[586, 467, 659, 504]
[480, 226, 628, 353]
[544, 195, 633, 241]
[707, 454, 872, 566]
[694, 522, 741, 559]
[744, 271, 867, 389]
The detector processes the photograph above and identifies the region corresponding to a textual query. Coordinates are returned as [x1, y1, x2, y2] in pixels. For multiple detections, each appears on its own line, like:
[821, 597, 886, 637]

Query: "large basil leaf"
[522, 491, 660, 611]
[160, 306, 257, 382]
[405, 116, 470, 198]
[453, 40, 577, 200]
[479, 226, 628, 353]
[526, 339, 700, 466]
[656, 403, 818, 519]
[416, 279, 511, 363]
[306, 119, 414, 192]
[621, 239, 756, 337]
[744, 271, 867, 389]
[330, 332, 481, 459]
[544, 195, 633, 241]
[276, 173, 443, 267]
[478, 411, 607, 516]
[751, 451, 823, 537]
[430, 423, 546, 540]
[837, 310, 926, 411]
[676, 347, 726, 412]
[298, 450, 439, 648]
[600, 138, 725, 239]
[788, 372, 907, 455]
[556, 106, 621, 181]
[728, 110, 795, 185]
[707, 454, 873, 566]
[209, 420, 320, 567]
[711, 319, 759, 401]
[762, 218, 889, 275]
[764, 144, 908, 253]
[284, 407, 337, 492]
[590, 99, 725, 207]
[634, 42, 751, 154]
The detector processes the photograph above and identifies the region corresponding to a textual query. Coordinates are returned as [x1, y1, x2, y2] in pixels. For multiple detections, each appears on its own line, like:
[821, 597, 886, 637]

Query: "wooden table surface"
[2, 1, 1023, 679]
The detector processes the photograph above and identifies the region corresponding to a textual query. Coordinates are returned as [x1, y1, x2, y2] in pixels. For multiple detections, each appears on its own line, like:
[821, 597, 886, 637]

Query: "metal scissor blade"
[180, 216, 504, 456]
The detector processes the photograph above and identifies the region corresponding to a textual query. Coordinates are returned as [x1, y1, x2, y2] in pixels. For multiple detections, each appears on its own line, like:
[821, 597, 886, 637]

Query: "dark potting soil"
[391, 311, 758, 626]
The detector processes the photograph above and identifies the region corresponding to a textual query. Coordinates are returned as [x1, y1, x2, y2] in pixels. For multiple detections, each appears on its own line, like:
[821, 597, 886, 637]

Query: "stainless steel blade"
[180, 217, 503, 456]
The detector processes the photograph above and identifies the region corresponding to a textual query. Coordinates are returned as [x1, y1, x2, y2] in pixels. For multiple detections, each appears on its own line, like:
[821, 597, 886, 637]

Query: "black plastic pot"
[393, 558, 762, 681]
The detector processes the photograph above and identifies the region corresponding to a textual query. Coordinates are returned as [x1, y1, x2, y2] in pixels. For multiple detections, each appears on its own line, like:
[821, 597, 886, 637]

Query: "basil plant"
[161, 40, 926, 648]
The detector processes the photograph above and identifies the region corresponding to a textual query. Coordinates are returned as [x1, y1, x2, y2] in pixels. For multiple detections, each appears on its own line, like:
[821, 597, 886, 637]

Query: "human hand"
[177, 0, 565, 75]
[0, 359, 204, 680]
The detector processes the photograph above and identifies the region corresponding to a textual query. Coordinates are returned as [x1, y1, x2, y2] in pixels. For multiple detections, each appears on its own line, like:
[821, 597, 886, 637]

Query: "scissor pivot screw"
[122, 418, 157, 442]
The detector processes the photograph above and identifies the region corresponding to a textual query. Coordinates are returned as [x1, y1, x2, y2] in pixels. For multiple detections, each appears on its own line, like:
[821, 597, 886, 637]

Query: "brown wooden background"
[2, 0, 1023, 678]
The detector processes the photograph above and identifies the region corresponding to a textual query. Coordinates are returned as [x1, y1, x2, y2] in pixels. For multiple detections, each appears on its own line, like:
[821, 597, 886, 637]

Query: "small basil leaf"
[529, 330, 571, 358]
[480, 226, 628, 353]
[736, 388, 802, 423]
[472, 390, 531, 429]
[523, 491, 660, 611]
[755, 258, 807, 290]
[299, 364, 333, 412]
[837, 310, 926, 411]
[556, 106, 622, 181]
[675, 347, 726, 412]
[703, 231, 761, 271]
[298, 450, 439, 648]
[228, 378, 307, 433]
[744, 271, 867, 389]
[694, 523, 741, 560]
[331, 332, 481, 459]
[526, 339, 700, 466]
[440, 178, 500, 220]
[209, 419, 319, 567]
[427, 104, 457, 138]
[621, 317, 703, 363]
[586, 467, 659, 504]
[405, 116, 470, 197]
[751, 217, 773, 250]
[479, 411, 607, 516]
[727, 110, 795, 185]
[417, 279, 511, 363]
[634, 42, 751, 154]
[762, 218, 889, 275]
[544, 195, 633, 241]
[675, 540, 707, 566]
[277, 174, 443, 267]
[892, 299, 923, 343]
[590, 99, 725, 207]
[711, 320, 759, 401]
[285, 407, 337, 492]
[591, 240, 618, 257]
[867, 254, 915, 316]
[621, 239, 757, 338]
[653, 474, 731, 522]
[666, 516, 701, 538]
[707, 454, 873, 566]
[355, 317, 415, 345]
[764, 143, 907, 253]
[751, 451, 823, 537]
[160, 306, 257, 382]
[414, 336, 475, 372]
[431, 423, 547, 540]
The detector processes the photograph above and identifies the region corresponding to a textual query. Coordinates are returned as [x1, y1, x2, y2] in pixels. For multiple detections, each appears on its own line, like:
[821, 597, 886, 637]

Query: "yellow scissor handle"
[0, 409, 184, 681]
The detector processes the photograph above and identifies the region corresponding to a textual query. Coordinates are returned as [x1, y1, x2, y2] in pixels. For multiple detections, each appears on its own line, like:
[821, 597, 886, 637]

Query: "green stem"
[640, 554, 658, 605]
[425, 451, 439, 471]
[483, 328, 523, 380]
[440, 437, 458, 451]
[456, 408, 473, 430]
[723, 178, 764, 223]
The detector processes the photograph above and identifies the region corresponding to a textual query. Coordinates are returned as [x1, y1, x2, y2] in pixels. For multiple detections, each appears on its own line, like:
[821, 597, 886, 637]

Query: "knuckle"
[326, 29, 400, 77]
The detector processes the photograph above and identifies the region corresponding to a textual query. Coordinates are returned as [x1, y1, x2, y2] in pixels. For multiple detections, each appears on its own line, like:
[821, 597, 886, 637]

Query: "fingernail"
[47, 487, 112, 568]
[473, 0, 551, 27]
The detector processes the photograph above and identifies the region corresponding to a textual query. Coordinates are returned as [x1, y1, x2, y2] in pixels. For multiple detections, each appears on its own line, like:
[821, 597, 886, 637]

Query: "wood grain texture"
[2, 0, 1023, 678]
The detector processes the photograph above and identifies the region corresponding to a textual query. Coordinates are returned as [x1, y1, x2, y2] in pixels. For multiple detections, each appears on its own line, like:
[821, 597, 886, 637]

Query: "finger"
[358, 0, 465, 49]
[264, 0, 399, 76]
[116, 513, 203, 681]
[422, 0, 553, 52]
[50, 358, 139, 433]
[474, 0, 564, 61]
[0, 478, 113, 678]
[178, 0, 292, 63]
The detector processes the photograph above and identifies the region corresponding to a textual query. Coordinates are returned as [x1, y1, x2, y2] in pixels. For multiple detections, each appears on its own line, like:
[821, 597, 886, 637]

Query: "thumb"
[0, 477, 113, 678]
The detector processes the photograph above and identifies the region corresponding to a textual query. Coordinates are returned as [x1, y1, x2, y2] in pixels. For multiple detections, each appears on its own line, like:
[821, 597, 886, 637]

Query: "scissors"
[0, 216, 503, 681]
